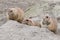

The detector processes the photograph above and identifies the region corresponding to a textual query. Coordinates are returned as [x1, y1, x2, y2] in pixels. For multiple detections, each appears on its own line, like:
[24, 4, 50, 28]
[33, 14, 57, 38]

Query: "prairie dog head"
[42, 15, 51, 25]
[7, 7, 24, 23]
[22, 19, 34, 26]
[8, 8, 18, 20]
[22, 18, 41, 27]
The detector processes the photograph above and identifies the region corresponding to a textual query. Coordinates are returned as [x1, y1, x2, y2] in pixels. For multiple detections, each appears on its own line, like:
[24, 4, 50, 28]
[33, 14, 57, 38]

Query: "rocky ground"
[0, 20, 59, 40]
[0, 0, 60, 40]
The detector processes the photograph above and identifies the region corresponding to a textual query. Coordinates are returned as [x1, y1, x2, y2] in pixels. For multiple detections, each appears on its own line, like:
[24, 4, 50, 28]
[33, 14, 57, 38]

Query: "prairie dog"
[42, 15, 57, 33]
[7, 7, 24, 23]
[22, 18, 41, 27]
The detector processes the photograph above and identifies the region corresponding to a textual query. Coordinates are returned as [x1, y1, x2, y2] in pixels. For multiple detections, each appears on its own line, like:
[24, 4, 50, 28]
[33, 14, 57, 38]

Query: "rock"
[0, 20, 59, 40]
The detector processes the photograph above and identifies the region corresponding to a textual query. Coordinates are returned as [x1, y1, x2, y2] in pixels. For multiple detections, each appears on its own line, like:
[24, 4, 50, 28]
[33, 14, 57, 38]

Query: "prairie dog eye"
[46, 16, 49, 18]
[9, 10, 13, 12]
[26, 19, 29, 21]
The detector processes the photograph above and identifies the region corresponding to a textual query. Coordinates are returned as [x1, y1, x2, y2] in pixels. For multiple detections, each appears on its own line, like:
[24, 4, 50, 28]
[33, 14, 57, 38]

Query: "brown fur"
[22, 18, 41, 27]
[7, 7, 24, 23]
[42, 15, 57, 33]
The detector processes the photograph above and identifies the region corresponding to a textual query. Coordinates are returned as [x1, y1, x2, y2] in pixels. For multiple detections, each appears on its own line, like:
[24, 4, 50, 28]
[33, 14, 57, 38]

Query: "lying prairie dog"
[22, 18, 41, 27]
[42, 15, 57, 33]
[7, 7, 24, 23]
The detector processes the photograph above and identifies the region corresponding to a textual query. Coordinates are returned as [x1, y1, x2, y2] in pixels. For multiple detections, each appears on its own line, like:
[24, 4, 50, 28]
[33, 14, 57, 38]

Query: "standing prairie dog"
[42, 15, 57, 33]
[22, 18, 41, 27]
[7, 7, 24, 23]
